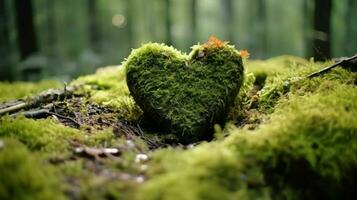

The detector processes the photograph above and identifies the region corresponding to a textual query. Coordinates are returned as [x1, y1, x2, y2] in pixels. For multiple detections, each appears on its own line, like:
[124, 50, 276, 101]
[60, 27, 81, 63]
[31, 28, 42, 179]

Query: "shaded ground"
[0, 55, 356, 200]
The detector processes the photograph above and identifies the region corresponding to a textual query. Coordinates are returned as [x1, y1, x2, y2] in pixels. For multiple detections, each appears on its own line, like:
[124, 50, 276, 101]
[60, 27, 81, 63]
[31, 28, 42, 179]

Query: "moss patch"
[72, 66, 142, 120]
[0, 80, 61, 103]
[0, 139, 66, 200]
[0, 117, 81, 153]
[136, 65, 357, 199]
[124, 42, 244, 143]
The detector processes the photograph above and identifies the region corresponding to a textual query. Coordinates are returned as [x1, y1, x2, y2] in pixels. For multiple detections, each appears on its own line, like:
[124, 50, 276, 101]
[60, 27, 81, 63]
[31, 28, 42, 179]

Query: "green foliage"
[0, 116, 126, 156]
[0, 117, 81, 153]
[72, 66, 142, 120]
[0, 116, 147, 200]
[0, 139, 66, 200]
[124, 43, 244, 143]
[136, 62, 357, 200]
[0, 80, 61, 102]
[244, 56, 332, 112]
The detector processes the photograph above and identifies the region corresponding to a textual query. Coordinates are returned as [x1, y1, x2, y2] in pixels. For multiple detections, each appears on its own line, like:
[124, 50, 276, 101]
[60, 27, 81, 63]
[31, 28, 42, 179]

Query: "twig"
[9, 108, 81, 127]
[47, 111, 81, 127]
[306, 54, 357, 78]
[0, 102, 28, 116]
[136, 124, 160, 149]
[10, 109, 51, 118]
[0, 85, 81, 116]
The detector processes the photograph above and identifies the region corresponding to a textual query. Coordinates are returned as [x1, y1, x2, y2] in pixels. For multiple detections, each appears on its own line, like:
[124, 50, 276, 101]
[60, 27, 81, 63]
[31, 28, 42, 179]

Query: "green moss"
[0, 116, 147, 200]
[0, 116, 127, 156]
[72, 66, 142, 120]
[124, 43, 244, 143]
[1, 55, 355, 200]
[136, 63, 357, 200]
[0, 80, 61, 102]
[0, 117, 81, 153]
[227, 72, 255, 122]
[0, 139, 67, 200]
[246, 55, 313, 78]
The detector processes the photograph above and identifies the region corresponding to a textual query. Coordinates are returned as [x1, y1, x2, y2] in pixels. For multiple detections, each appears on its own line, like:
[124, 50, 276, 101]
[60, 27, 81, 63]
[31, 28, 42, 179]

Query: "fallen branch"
[0, 85, 81, 116]
[306, 54, 357, 78]
[9, 108, 81, 127]
[0, 102, 27, 116]
[10, 108, 51, 118]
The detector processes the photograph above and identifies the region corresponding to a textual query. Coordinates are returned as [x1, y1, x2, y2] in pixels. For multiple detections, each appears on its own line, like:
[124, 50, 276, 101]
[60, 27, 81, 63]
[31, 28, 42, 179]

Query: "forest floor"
[0, 55, 356, 200]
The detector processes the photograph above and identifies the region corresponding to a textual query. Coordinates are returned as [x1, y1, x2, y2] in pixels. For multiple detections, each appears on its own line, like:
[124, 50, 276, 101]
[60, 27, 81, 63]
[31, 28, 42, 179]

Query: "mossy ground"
[0, 54, 356, 200]
[0, 80, 61, 102]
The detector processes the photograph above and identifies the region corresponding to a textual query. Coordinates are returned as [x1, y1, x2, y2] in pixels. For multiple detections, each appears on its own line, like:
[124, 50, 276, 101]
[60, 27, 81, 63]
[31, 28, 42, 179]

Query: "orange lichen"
[239, 50, 250, 58]
[203, 36, 228, 48]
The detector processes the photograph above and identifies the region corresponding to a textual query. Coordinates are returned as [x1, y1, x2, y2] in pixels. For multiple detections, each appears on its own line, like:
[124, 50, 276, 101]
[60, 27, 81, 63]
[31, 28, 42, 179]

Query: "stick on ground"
[306, 54, 357, 78]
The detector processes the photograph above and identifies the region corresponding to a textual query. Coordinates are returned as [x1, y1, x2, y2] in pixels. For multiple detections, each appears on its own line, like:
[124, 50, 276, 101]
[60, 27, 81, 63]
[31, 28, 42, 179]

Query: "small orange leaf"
[203, 36, 228, 48]
[239, 50, 250, 58]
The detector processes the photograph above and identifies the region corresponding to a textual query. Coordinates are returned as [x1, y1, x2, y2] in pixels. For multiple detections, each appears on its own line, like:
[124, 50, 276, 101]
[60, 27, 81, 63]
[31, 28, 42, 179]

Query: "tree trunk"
[0, 0, 13, 81]
[126, 0, 134, 48]
[257, 0, 267, 58]
[345, 0, 356, 55]
[313, 0, 332, 61]
[164, 0, 172, 45]
[191, 0, 197, 44]
[88, 0, 100, 51]
[303, 0, 313, 57]
[47, 0, 56, 56]
[222, 0, 234, 42]
[14, 0, 38, 60]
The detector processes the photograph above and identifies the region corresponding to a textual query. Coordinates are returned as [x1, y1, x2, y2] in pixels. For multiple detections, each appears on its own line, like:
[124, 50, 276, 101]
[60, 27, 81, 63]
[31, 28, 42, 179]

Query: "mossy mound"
[0, 139, 66, 200]
[136, 64, 357, 200]
[124, 42, 244, 143]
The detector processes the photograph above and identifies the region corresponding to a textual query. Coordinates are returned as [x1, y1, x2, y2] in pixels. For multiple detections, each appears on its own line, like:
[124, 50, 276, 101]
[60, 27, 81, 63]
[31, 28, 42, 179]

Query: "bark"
[88, 0, 100, 51]
[222, 0, 234, 42]
[14, 0, 38, 60]
[313, 0, 332, 61]
[125, 0, 134, 48]
[303, 0, 313, 57]
[257, 0, 267, 58]
[191, 0, 197, 44]
[0, 0, 13, 81]
[164, 0, 172, 45]
[345, 0, 357, 55]
[47, 0, 56, 56]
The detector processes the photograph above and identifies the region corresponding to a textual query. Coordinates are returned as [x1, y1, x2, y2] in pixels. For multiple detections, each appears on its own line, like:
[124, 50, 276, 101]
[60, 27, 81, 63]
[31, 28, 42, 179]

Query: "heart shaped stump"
[124, 40, 244, 143]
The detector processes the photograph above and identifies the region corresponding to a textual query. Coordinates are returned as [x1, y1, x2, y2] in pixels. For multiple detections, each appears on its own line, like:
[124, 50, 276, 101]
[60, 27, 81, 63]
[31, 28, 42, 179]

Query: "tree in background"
[125, 0, 134, 48]
[257, 0, 267, 58]
[303, 0, 313, 57]
[0, 0, 13, 81]
[0, 0, 355, 82]
[88, 0, 100, 52]
[345, 0, 357, 55]
[164, 0, 172, 45]
[14, 0, 38, 60]
[222, 0, 234, 42]
[191, 0, 197, 44]
[313, 0, 332, 60]
[14, 0, 42, 81]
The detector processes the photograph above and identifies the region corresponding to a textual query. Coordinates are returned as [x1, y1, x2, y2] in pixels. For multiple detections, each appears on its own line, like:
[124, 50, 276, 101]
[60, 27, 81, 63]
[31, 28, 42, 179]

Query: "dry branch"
[0, 85, 81, 116]
[306, 54, 357, 78]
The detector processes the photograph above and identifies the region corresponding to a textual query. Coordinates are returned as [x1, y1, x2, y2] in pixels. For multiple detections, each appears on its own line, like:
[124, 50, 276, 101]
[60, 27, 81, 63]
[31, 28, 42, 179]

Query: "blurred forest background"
[0, 0, 356, 82]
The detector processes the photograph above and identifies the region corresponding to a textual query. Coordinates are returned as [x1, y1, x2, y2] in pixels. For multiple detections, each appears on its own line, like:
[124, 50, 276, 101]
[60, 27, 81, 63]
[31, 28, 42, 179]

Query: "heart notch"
[124, 37, 244, 144]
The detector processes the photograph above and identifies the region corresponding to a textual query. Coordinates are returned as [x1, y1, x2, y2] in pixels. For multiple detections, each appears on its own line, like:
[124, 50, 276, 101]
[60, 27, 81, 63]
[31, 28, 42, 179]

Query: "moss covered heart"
[124, 39, 244, 143]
